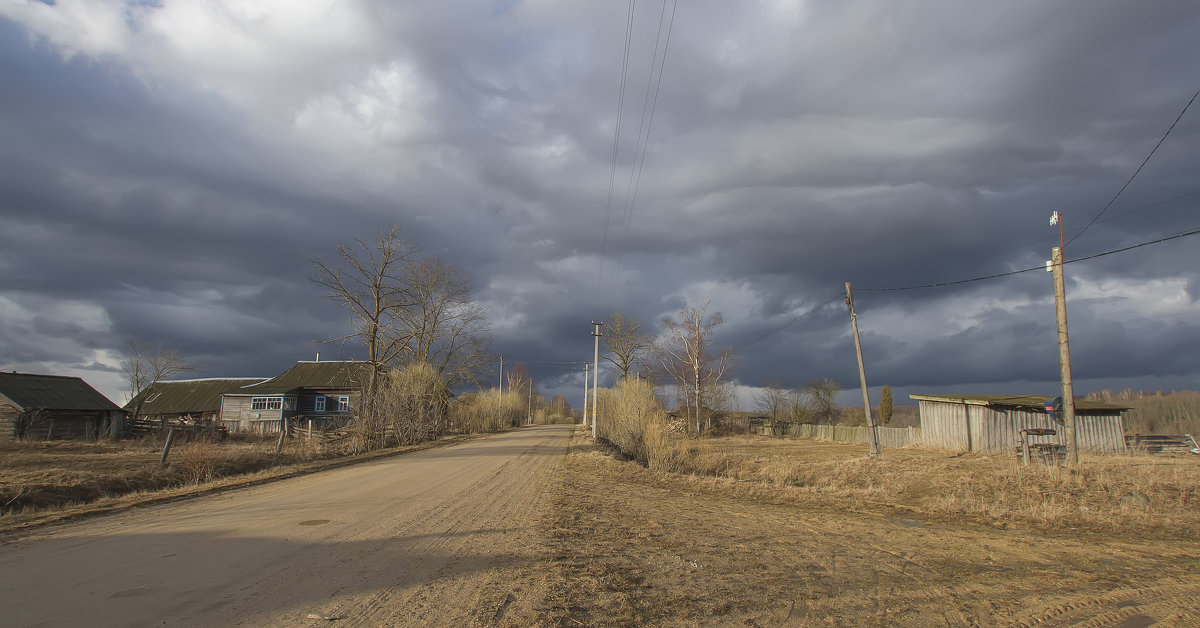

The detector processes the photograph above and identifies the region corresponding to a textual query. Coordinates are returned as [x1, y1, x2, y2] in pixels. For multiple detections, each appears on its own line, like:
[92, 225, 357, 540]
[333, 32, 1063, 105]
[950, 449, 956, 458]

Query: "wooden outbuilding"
[0, 372, 126, 441]
[911, 393, 1129, 454]
[125, 378, 267, 423]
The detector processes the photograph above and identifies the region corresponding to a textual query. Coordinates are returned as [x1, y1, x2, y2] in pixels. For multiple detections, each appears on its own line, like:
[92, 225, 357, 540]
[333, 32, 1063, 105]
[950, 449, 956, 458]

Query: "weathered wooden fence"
[759, 423, 922, 448]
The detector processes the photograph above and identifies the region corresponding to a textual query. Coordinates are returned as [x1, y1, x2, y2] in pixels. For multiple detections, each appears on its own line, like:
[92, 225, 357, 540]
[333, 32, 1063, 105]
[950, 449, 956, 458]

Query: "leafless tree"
[312, 225, 420, 391]
[601, 312, 648, 381]
[397, 257, 492, 389]
[754, 379, 790, 422]
[652, 301, 733, 437]
[122, 341, 194, 418]
[804, 378, 841, 424]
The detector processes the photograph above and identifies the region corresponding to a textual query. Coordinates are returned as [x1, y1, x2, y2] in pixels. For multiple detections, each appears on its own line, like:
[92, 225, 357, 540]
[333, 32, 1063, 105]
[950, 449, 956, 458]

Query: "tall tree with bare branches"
[754, 379, 790, 422]
[122, 341, 194, 418]
[653, 301, 732, 437]
[312, 224, 419, 390]
[397, 257, 492, 389]
[601, 312, 648, 382]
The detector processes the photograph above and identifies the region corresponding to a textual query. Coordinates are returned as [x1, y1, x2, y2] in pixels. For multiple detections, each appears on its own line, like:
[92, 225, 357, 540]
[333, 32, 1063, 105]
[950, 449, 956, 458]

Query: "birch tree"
[653, 301, 732, 437]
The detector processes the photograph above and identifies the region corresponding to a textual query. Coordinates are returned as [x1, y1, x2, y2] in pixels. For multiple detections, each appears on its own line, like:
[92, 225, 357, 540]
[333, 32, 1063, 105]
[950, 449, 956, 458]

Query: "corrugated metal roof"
[239, 361, 374, 394]
[0, 372, 122, 411]
[125, 378, 268, 415]
[909, 394, 1131, 412]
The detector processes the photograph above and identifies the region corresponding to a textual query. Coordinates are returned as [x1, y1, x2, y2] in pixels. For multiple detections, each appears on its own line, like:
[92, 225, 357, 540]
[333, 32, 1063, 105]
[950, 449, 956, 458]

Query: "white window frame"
[251, 397, 283, 411]
[314, 396, 326, 412]
[337, 396, 350, 412]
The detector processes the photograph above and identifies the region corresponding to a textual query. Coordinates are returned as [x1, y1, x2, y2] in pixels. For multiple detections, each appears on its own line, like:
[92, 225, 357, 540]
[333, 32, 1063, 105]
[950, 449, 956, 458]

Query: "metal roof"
[239, 361, 374, 394]
[0, 372, 122, 412]
[909, 394, 1131, 412]
[125, 378, 268, 415]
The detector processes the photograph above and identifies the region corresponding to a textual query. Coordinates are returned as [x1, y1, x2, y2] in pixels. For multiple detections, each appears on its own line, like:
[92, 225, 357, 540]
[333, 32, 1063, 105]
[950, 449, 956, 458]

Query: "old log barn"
[125, 378, 268, 423]
[0, 372, 126, 441]
[219, 361, 370, 432]
[911, 394, 1129, 454]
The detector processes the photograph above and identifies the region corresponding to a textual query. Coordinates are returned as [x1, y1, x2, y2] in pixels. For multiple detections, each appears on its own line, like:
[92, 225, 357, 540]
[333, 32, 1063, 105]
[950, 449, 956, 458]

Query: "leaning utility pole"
[845, 282, 882, 457]
[1049, 211, 1078, 465]
[591, 321, 603, 439]
[582, 362, 590, 427]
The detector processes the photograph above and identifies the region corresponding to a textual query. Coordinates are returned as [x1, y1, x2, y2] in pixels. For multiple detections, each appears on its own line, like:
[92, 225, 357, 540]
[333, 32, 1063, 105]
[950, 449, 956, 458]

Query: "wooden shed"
[0, 372, 126, 441]
[911, 394, 1129, 454]
[126, 378, 267, 423]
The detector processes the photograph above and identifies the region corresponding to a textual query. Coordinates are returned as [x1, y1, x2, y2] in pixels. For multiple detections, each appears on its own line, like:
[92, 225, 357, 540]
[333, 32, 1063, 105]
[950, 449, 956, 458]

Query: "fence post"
[159, 428, 176, 467]
[275, 419, 287, 455]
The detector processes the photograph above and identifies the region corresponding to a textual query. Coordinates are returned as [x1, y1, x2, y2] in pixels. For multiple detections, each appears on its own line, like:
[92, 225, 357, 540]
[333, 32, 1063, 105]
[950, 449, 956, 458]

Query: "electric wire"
[597, 0, 638, 297]
[1065, 85, 1199, 247]
[860, 226, 1200, 292]
[727, 294, 845, 355]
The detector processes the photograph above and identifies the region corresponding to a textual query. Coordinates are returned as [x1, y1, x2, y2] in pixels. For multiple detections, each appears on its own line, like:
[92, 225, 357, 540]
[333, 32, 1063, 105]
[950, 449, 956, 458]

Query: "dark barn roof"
[0, 372, 121, 412]
[238, 361, 373, 394]
[909, 394, 1131, 413]
[125, 378, 268, 415]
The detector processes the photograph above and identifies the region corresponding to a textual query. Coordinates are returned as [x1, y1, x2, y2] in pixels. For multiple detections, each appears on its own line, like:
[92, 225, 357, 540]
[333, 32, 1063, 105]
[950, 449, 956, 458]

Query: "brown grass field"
[505, 428, 1200, 626]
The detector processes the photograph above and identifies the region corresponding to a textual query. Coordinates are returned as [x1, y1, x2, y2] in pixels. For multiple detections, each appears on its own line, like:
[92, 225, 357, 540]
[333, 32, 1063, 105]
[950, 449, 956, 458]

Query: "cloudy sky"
[2, 0, 1199, 409]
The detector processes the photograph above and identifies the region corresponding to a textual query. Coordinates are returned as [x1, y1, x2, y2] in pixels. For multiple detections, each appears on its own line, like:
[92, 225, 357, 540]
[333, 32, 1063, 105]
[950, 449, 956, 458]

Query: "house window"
[338, 396, 350, 412]
[251, 397, 283, 411]
[314, 396, 326, 412]
[284, 397, 296, 411]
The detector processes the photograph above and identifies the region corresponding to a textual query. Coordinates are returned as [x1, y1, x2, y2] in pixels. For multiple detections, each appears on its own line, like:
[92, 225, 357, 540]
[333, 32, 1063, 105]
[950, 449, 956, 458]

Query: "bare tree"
[312, 224, 419, 390]
[397, 257, 492, 389]
[754, 379, 790, 422]
[804, 378, 841, 424]
[122, 341, 194, 418]
[601, 312, 648, 381]
[653, 301, 733, 437]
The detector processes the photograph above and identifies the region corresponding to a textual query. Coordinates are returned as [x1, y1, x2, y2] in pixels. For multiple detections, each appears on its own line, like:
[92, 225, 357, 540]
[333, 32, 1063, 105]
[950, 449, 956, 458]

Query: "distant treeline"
[1085, 389, 1200, 435]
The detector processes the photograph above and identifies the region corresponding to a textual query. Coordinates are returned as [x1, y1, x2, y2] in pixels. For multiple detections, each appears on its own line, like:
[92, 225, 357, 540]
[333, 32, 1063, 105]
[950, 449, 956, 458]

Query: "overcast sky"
[2, 1, 1199, 409]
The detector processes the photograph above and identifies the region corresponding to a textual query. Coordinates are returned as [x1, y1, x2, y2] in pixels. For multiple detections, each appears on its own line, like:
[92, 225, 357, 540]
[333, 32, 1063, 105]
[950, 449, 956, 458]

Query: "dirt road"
[0, 425, 571, 627]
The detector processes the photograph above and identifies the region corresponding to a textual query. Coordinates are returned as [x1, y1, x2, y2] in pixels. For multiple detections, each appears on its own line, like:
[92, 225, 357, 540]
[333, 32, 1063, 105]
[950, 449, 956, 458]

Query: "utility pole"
[591, 321, 603, 439]
[527, 378, 533, 425]
[497, 354, 504, 417]
[582, 362, 590, 427]
[845, 282, 882, 457]
[1051, 245, 1078, 465]
[1048, 210, 1077, 466]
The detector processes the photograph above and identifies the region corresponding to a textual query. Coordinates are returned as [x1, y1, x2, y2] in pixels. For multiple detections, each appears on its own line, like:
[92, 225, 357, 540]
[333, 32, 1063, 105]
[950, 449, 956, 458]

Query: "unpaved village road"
[0, 425, 572, 627]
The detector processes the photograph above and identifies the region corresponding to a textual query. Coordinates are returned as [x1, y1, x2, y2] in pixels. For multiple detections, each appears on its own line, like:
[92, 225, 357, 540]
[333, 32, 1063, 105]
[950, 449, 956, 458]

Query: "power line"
[597, 0, 638, 297]
[861, 226, 1200, 292]
[728, 294, 844, 354]
[1066, 85, 1199, 247]
[606, 0, 679, 300]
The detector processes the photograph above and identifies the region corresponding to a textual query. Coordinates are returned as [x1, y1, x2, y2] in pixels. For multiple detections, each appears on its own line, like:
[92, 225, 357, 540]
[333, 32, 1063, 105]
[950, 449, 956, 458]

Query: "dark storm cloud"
[1, 1, 1199, 404]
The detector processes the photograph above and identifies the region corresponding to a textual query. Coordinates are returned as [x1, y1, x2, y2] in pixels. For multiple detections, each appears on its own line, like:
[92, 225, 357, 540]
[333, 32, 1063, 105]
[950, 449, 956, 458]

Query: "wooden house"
[911, 393, 1129, 454]
[219, 361, 372, 432]
[0, 372, 126, 441]
[125, 378, 268, 423]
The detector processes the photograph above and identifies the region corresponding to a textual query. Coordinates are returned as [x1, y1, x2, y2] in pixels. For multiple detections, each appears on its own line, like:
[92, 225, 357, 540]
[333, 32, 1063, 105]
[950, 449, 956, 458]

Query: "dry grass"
[603, 432, 1200, 540]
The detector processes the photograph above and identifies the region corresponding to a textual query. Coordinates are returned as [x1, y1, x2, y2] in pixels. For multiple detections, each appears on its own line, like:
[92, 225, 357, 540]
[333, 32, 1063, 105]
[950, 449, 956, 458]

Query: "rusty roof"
[0, 372, 122, 412]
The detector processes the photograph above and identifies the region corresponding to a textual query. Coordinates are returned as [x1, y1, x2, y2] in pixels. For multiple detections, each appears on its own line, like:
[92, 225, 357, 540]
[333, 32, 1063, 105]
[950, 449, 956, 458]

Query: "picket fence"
[758, 422, 921, 448]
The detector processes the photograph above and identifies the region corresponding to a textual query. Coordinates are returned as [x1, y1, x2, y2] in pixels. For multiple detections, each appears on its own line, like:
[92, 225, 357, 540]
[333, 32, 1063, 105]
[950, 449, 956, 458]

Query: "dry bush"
[1120, 391, 1200, 435]
[174, 439, 222, 485]
[448, 388, 517, 433]
[596, 378, 665, 463]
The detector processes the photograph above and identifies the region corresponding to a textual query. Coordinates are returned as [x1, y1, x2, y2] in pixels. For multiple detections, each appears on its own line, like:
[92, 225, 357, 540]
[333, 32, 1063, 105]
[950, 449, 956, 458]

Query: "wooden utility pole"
[845, 282, 882, 457]
[527, 378, 533, 425]
[1051, 246, 1078, 465]
[591, 321, 603, 439]
[582, 362, 590, 427]
[497, 355, 504, 417]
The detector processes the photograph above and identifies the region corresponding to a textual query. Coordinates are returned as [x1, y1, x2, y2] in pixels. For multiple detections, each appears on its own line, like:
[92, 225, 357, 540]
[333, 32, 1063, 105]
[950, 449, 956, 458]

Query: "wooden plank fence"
[759, 423, 921, 448]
